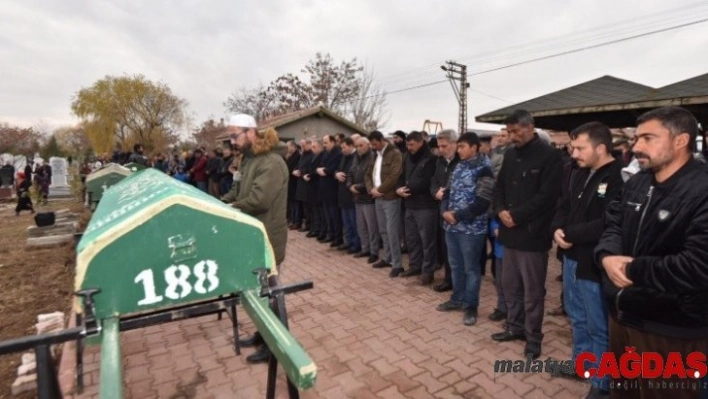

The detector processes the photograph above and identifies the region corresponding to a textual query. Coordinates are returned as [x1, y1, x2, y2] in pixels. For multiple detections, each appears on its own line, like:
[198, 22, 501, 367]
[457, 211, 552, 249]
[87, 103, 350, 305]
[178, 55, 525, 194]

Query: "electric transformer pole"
[441, 61, 469, 134]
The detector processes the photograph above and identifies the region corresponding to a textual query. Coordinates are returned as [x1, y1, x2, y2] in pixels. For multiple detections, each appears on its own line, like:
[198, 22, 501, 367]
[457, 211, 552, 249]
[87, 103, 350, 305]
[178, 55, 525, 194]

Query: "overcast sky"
[2, 0, 708, 136]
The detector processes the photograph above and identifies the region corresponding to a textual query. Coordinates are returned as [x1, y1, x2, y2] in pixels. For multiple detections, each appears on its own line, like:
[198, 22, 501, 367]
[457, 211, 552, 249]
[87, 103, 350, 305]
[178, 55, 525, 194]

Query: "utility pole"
[441, 61, 469, 134]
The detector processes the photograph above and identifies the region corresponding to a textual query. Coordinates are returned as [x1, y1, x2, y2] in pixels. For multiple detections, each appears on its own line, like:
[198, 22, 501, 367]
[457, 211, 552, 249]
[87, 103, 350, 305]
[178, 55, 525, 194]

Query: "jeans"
[220, 178, 233, 197]
[341, 207, 360, 250]
[446, 232, 485, 309]
[563, 256, 609, 391]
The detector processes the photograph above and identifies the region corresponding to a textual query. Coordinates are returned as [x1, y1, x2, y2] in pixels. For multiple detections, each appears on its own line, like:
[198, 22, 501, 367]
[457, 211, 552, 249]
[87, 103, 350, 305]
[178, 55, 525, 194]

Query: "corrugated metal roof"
[476, 73, 708, 122]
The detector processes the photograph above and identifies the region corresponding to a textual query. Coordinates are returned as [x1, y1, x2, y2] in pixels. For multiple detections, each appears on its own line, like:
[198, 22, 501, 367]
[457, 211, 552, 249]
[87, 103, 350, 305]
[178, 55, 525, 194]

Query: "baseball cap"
[227, 114, 257, 128]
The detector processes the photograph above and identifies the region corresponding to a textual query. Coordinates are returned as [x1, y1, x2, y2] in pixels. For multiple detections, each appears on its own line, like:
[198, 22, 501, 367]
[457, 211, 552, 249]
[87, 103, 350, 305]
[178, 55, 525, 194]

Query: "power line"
[469, 16, 708, 77]
[373, 2, 708, 89]
[346, 12, 708, 104]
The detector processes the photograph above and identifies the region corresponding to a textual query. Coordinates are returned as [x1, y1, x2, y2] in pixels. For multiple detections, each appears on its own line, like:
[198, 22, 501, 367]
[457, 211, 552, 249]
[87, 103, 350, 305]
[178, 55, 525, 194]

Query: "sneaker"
[463, 308, 478, 326]
[488, 309, 507, 322]
[436, 301, 463, 312]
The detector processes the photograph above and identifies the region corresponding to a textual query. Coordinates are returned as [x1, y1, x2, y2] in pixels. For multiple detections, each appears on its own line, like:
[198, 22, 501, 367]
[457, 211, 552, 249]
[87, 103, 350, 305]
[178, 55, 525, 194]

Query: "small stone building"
[218, 106, 368, 145]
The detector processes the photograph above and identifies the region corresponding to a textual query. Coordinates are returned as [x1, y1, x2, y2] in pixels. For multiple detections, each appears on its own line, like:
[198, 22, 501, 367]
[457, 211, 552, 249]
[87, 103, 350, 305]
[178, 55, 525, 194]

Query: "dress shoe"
[463, 308, 478, 326]
[433, 282, 452, 292]
[353, 251, 369, 258]
[330, 240, 343, 247]
[372, 260, 391, 269]
[436, 301, 463, 312]
[289, 224, 301, 230]
[389, 268, 403, 278]
[524, 342, 541, 360]
[366, 255, 379, 264]
[420, 273, 434, 285]
[336, 243, 349, 251]
[347, 247, 361, 254]
[298, 226, 309, 232]
[399, 269, 421, 278]
[491, 330, 526, 342]
[317, 236, 330, 242]
[488, 309, 507, 322]
[239, 332, 264, 347]
[306, 231, 317, 238]
[246, 345, 271, 364]
[547, 306, 567, 317]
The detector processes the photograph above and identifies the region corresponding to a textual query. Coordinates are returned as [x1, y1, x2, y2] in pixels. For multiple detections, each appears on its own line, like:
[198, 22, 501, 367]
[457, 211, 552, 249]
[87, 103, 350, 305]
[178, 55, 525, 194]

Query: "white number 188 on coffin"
[134, 260, 220, 306]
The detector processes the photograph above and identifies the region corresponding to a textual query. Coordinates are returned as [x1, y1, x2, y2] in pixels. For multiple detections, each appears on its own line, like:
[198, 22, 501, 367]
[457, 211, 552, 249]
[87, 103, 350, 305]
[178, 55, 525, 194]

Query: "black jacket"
[403, 144, 437, 210]
[337, 152, 356, 209]
[305, 152, 324, 204]
[551, 159, 624, 282]
[295, 150, 313, 203]
[595, 159, 708, 339]
[319, 147, 342, 205]
[347, 150, 375, 204]
[286, 151, 301, 201]
[493, 135, 563, 252]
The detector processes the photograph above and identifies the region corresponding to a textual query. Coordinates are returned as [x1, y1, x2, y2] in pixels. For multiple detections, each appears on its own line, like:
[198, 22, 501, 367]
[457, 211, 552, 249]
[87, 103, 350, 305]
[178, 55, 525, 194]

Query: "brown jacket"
[365, 143, 403, 200]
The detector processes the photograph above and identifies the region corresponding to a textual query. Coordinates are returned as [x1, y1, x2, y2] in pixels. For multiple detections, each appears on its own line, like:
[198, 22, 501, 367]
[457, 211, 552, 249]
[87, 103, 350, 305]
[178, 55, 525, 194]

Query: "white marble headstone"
[49, 157, 69, 187]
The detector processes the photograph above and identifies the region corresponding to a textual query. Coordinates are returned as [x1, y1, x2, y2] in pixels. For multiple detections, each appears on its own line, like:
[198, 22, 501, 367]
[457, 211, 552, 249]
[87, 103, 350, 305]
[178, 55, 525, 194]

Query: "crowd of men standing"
[280, 106, 707, 399]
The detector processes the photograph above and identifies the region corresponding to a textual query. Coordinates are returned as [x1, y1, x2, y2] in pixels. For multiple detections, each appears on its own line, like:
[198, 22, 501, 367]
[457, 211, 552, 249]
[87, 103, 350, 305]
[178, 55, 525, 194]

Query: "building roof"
[259, 106, 367, 134]
[475, 73, 708, 130]
[478, 76, 654, 120]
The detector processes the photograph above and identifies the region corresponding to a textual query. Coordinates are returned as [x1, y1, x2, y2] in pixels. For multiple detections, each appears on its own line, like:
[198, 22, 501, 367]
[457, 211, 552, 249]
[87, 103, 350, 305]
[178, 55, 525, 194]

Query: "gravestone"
[48, 157, 72, 198]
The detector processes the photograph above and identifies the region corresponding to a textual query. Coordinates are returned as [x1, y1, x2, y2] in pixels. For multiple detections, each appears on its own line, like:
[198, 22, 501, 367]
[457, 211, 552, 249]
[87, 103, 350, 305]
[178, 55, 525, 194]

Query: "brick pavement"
[62, 230, 589, 398]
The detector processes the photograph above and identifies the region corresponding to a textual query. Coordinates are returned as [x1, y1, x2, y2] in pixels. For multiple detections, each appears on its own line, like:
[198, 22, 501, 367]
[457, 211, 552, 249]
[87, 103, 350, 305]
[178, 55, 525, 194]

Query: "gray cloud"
[1, 0, 707, 134]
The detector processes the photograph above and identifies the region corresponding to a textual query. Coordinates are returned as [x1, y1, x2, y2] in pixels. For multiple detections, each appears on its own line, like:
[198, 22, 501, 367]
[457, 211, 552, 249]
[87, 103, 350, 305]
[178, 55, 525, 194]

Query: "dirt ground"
[0, 198, 88, 398]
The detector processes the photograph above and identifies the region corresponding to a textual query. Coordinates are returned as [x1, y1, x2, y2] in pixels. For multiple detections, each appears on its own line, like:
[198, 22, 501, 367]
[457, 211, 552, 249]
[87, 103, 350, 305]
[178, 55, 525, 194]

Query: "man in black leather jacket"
[595, 106, 708, 399]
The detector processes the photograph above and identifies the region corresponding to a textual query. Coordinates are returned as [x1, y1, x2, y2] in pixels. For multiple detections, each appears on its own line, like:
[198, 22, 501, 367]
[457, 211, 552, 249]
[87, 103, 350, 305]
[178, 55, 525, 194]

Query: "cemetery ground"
[0, 198, 86, 398]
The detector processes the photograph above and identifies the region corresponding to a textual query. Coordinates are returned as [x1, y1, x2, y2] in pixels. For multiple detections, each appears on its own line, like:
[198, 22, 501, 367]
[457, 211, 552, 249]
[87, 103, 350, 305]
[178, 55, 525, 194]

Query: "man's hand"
[316, 167, 326, 176]
[293, 170, 302, 177]
[335, 171, 346, 182]
[554, 229, 573, 250]
[370, 188, 383, 198]
[602, 256, 635, 288]
[349, 185, 359, 194]
[442, 211, 457, 225]
[499, 210, 516, 228]
[396, 186, 411, 198]
[435, 187, 445, 201]
[303, 174, 311, 182]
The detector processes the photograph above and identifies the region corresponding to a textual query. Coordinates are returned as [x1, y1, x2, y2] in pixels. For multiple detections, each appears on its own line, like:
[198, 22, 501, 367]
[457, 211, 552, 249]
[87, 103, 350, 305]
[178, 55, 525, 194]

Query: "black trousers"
[324, 203, 342, 242]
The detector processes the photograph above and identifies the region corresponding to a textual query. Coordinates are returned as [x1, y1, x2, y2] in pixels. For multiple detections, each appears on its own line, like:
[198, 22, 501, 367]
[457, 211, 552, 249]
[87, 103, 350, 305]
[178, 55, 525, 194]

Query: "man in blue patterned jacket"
[435, 132, 495, 326]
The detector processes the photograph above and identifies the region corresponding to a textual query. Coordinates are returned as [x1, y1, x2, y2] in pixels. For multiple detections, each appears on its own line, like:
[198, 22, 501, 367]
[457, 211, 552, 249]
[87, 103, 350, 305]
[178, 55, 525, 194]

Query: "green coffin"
[85, 164, 132, 205]
[75, 168, 277, 319]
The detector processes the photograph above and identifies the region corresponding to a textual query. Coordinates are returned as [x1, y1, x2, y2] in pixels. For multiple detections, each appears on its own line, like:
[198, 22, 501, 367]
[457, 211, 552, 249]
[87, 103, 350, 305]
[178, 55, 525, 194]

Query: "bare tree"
[223, 53, 387, 129]
[347, 68, 389, 131]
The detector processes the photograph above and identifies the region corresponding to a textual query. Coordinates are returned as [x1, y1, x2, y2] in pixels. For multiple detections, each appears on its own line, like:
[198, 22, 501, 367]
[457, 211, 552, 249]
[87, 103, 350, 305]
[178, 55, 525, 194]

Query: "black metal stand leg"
[75, 313, 84, 394]
[217, 295, 223, 321]
[274, 294, 300, 399]
[230, 303, 240, 355]
[35, 344, 61, 399]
